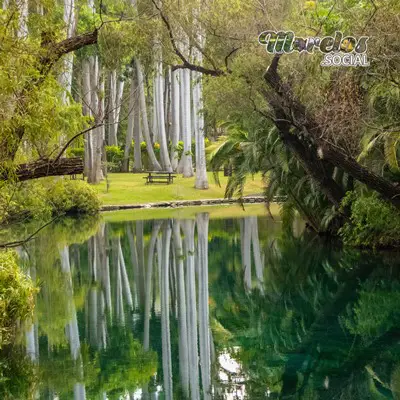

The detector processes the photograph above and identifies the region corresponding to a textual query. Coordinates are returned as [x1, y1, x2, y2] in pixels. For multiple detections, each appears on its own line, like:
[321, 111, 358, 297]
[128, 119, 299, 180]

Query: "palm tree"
[210, 121, 347, 233]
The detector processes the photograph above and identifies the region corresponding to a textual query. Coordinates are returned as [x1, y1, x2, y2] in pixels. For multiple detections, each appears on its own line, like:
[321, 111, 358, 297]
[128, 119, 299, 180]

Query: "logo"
[258, 31, 369, 67]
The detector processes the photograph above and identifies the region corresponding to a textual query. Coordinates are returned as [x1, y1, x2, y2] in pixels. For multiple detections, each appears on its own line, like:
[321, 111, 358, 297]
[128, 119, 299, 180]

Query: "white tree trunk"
[60, 246, 87, 399]
[155, 49, 172, 171]
[241, 218, 252, 291]
[17, 0, 28, 37]
[160, 223, 173, 399]
[82, 60, 92, 176]
[118, 239, 134, 309]
[108, 70, 118, 146]
[173, 221, 189, 396]
[197, 213, 211, 398]
[59, 0, 75, 103]
[132, 69, 142, 171]
[192, 25, 209, 189]
[127, 225, 140, 309]
[152, 77, 159, 144]
[250, 216, 264, 293]
[193, 71, 208, 189]
[182, 219, 200, 399]
[88, 56, 102, 184]
[123, 76, 135, 172]
[115, 78, 125, 140]
[179, 69, 194, 177]
[170, 70, 180, 171]
[136, 59, 162, 170]
[144, 221, 161, 349]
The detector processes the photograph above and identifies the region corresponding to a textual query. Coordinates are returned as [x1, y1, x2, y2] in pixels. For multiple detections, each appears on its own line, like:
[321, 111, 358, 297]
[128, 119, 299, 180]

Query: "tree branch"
[39, 29, 98, 76]
[0, 215, 62, 249]
[151, 0, 225, 77]
[54, 123, 104, 163]
[1, 158, 84, 182]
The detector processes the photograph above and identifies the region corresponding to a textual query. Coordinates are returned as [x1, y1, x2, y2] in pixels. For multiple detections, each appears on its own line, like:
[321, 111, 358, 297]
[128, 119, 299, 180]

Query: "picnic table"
[143, 171, 176, 184]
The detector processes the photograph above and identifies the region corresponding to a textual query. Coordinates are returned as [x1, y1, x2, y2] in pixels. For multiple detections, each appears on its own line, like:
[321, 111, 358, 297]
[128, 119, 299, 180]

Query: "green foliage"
[339, 192, 400, 248]
[0, 251, 36, 348]
[46, 180, 101, 216]
[0, 179, 100, 225]
[67, 147, 85, 158]
[343, 281, 400, 339]
[105, 145, 124, 172]
[95, 327, 157, 396]
[0, 347, 37, 399]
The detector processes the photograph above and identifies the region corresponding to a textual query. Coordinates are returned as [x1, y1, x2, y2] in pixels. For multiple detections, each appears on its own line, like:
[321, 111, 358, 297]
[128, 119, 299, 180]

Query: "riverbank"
[96, 172, 264, 206]
[100, 195, 267, 211]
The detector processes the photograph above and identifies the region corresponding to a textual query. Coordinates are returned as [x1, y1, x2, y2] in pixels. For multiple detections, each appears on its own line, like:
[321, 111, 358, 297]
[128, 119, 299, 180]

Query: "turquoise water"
[3, 209, 400, 399]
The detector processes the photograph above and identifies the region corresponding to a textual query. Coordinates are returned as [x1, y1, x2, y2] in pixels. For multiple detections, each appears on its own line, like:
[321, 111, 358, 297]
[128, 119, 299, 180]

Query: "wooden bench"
[143, 171, 176, 184]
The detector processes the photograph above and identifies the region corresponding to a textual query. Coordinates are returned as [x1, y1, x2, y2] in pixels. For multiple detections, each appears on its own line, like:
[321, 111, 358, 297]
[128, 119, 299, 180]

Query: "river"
[4, 205, 400, 399]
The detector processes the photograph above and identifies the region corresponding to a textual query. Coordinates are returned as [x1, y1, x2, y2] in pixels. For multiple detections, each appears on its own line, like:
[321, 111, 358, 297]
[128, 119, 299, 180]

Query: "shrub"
[66, 147, 85, 158]
[105, 145, 124, 172]
[339, 192, 400, 248]
[0, 251, 36, 348]
[46, 180, 101, 215]
[0, 182, 52, 224]
[1, 179, 100, 225]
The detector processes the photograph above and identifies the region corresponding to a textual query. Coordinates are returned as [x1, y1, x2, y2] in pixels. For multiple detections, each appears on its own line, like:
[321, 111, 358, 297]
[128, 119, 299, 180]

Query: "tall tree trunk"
[155, 49, 172, 171]
[240, 218, 252, 291]
[108, 70, 118, 146]
[192, 20, 208, 188]
[82, 59, 92, 176]
[60, 0, 75, 103]
[250, 216, 264, 292]
[193, 70, 209, 189]
[17, 0, 28, 37]
[144, 221, 161, 349]
[179, 68, 194, 177]
[88, 56, 102, 184]
[170, 70, 180, 171]
[127, 225, 141, 309]
[136, 59, 162, 171]
[152, 74, 159, 144]
[197, 213, 211, 399]
[160, 222, 173, 399]
[123, 76, 135, 172]
[59, 246, 87, 399]
[133, 69, 143, 172]
[115, 78, 125, 140]
[173, 220, 189, 396]
[182, 219, 200, 399]
[118, 238, 134, 309]
[136, 221, 146, 307]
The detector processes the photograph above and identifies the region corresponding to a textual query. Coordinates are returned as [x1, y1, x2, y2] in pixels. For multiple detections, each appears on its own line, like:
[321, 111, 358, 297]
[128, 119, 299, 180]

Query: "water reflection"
[3, 212, 400, 399]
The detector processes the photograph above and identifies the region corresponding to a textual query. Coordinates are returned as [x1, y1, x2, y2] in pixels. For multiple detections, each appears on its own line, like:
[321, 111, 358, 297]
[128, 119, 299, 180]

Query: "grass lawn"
[95, 172, 264, 206]
[102, 203, 280, 222]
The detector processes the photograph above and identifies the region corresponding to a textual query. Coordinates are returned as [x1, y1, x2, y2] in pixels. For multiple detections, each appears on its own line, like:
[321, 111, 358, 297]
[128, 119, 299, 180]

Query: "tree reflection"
[6, 214, 400, 400]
